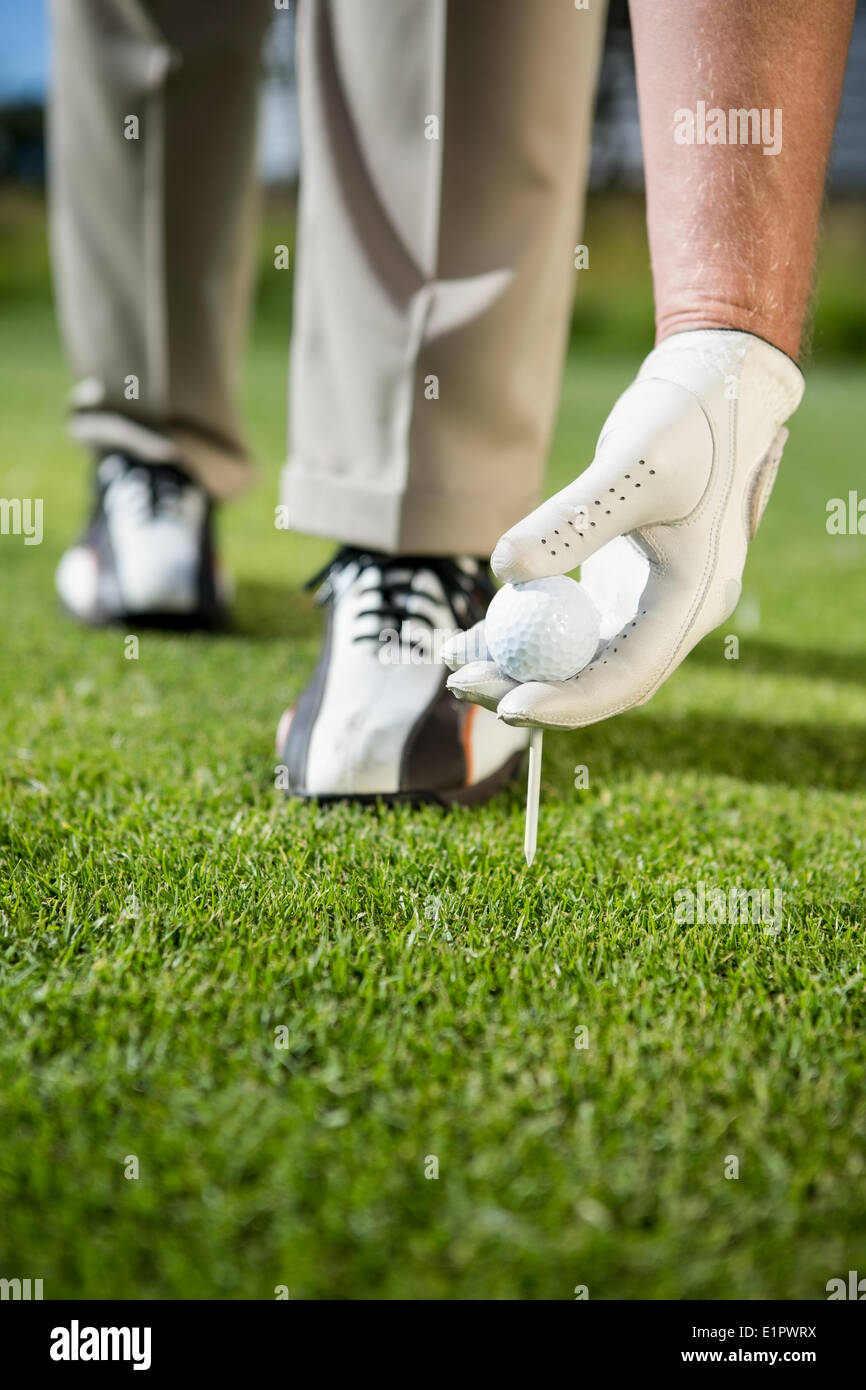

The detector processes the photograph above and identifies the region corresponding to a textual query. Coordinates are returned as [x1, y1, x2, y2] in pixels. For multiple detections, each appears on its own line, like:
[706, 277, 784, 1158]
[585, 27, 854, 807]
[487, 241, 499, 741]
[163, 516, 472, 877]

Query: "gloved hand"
[443, 329, 804, 730]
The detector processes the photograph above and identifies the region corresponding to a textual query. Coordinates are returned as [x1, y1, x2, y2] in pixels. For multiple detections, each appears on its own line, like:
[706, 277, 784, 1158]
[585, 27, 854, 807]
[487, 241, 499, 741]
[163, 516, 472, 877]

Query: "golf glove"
[444, 329, 804, 729]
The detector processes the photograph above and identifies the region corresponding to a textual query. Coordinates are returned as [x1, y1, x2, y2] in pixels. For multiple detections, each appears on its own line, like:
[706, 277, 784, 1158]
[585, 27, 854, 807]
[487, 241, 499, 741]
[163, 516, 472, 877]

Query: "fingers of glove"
[446, 660, 517, 714]
[495, 569, 700, 730]
[440, 621, 488, 672]
[491, 379, 713, 584]
[579, 535, 652, 641]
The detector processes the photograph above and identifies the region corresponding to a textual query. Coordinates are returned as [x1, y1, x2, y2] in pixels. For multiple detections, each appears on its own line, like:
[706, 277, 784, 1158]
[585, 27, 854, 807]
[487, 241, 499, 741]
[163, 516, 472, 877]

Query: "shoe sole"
[58, 598, 230, 633]
[283, 748, 526, 809]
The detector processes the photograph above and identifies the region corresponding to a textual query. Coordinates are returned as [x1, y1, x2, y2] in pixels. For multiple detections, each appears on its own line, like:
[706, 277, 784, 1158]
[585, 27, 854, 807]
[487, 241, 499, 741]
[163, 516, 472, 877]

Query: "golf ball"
[486, 576, 601, 682]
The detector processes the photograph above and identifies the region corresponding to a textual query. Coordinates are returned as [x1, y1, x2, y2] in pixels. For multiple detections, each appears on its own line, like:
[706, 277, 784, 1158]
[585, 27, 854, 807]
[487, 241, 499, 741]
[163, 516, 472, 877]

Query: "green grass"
[1, 194, 865, 1300]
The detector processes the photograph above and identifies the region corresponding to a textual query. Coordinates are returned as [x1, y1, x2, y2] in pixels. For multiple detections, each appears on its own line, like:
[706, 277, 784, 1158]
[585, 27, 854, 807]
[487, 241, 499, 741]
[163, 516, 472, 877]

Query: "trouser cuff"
[69, 411, 255, 503]
[282, 458, 537, 557]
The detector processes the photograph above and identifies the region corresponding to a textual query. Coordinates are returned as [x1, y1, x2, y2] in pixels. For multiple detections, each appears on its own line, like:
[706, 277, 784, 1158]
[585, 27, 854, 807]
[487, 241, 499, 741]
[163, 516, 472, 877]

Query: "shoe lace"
[144, 465, 186, 518]
[305, 546, 493, 650]
[100, 457, 192, 524]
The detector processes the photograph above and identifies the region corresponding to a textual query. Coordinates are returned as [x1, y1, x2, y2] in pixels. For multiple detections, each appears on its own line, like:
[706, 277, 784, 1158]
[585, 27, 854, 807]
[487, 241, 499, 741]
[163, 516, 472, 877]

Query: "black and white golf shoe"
[55, 454, 230, 630]
[276, 548, 528, 804]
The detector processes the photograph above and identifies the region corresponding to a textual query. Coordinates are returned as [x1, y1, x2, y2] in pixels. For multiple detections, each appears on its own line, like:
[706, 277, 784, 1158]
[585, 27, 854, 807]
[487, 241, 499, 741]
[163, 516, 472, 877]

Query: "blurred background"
[3, 0, 866, 360]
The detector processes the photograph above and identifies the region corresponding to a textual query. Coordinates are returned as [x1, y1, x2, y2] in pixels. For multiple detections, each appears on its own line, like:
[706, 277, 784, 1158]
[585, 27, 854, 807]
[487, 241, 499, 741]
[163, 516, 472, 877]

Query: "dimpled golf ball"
[486, 575, 601, 682]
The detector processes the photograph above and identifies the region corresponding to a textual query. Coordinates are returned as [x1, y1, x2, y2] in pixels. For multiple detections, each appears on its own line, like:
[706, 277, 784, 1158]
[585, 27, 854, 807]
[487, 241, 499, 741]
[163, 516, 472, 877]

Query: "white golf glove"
[444, 329, 804, 729]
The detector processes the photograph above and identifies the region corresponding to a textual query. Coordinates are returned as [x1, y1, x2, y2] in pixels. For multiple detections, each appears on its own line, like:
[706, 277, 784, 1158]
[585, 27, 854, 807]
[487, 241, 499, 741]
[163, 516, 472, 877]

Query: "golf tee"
[524, 728, 543, 867]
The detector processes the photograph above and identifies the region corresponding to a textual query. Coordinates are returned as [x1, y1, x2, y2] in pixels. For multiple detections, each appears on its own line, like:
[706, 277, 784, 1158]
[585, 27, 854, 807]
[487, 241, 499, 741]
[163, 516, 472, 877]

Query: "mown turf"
[1, 196, 865, 1299]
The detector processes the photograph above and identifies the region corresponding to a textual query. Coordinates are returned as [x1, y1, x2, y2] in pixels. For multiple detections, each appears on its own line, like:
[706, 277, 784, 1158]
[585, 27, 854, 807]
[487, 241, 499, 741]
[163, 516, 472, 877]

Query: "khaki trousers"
[50, 0, 606, 555]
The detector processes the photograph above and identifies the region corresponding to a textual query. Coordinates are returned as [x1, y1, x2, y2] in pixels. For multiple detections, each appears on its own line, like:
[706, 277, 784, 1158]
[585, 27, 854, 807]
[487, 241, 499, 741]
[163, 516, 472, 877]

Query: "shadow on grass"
[231, 580, 321, 642]
[547, 710, 866, 793]
[687, 637, 866, 686]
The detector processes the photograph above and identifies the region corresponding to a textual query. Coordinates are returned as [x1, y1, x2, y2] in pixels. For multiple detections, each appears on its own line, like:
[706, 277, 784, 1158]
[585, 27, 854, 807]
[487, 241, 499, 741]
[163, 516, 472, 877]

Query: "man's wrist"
[655, 307, 802, 366]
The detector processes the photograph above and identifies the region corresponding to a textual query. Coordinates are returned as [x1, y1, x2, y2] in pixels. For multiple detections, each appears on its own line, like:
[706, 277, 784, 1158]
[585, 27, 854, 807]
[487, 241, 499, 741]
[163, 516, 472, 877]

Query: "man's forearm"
[629, 0, 855, 361]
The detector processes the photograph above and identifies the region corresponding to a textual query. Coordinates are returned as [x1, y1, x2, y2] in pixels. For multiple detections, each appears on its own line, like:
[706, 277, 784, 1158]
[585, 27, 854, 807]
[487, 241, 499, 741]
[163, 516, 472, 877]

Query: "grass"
[1, 192, 865, 1299]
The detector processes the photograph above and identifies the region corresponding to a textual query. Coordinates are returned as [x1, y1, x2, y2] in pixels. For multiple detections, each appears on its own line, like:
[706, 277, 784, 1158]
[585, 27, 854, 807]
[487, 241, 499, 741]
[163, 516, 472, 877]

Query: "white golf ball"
[486, 576, 601, 682]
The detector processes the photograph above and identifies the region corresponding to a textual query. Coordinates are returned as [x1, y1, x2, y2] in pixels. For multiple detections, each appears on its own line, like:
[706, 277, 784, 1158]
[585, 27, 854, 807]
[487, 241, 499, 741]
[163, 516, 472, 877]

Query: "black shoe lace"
[144, 464, 187, 517]
[305, 546, 493, 651]
[97, 456, 195, 521]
